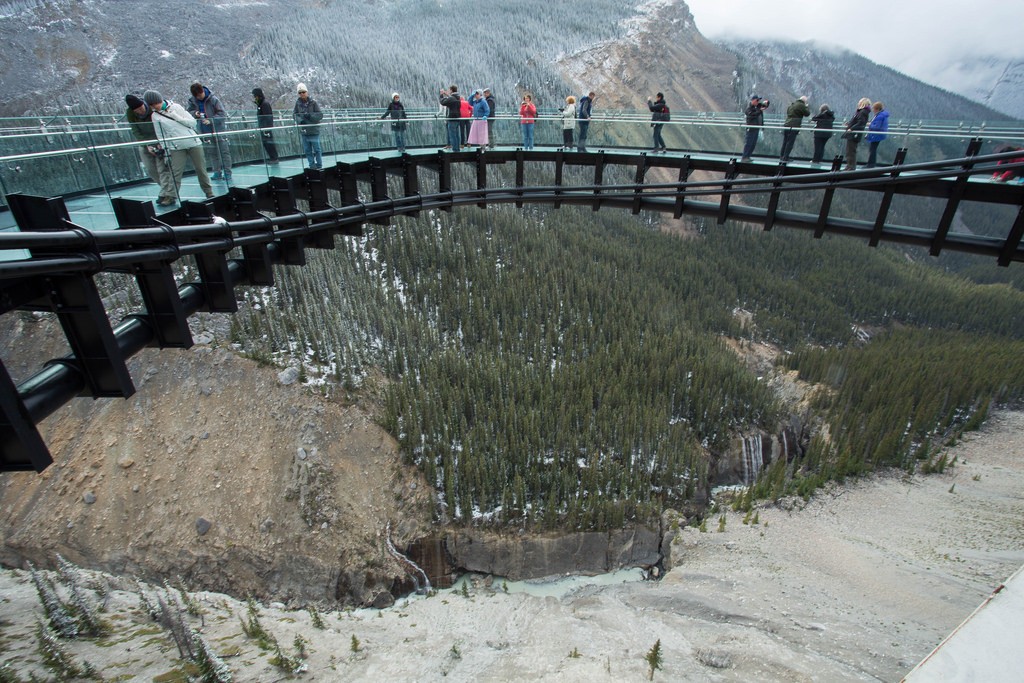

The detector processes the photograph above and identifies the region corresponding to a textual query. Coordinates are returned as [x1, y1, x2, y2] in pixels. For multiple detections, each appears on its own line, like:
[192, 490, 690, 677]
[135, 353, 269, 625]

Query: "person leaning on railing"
[811, 103, 835, 165]
[780, 95, 810, 162]
[124, 93, 176, 204]
[143, 90, 214, 204]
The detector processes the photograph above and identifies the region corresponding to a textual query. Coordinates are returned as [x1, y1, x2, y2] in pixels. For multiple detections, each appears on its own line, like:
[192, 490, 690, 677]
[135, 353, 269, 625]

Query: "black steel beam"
[764, 161, 786, 231]
[0, 358, 51, 472]
[870, 148, 909, 247]
[673, 156, 691, 220]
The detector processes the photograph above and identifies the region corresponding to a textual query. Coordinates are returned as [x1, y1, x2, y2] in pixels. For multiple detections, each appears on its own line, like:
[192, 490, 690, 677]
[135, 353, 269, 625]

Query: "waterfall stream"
[385, 522, 432, 595]
[741, 434, 763, 485]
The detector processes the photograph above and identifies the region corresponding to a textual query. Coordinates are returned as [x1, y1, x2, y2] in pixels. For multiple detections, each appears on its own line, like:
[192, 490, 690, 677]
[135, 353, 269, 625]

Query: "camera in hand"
[759, 100, 770, 109]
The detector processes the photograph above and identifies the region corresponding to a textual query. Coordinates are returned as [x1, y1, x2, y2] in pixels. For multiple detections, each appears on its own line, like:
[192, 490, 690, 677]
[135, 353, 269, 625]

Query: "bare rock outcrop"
[446, 526, 661, 580]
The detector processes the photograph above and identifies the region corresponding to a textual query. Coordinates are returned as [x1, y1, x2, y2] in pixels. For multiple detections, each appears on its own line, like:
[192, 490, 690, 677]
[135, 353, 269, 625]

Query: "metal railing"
[3, 108, 1024, 214]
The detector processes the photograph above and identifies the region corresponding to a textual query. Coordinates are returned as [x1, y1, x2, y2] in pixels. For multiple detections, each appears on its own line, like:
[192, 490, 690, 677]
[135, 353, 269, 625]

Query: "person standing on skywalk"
[380, 92, 408, 154]
[124, 93, 176, 205]
[779, 95, 810, 162]
[143, 90, 214, 203]
[577, 91, 596, 152]
[187, 82, 233, 181]
[740, 94, 769, 162]
[293, 83, 324, 169]
[864, 101, 890, 168]
[560, 95, 577, 150]
[842, 97, 872, 171]
[252, 87, 279, 163]
[647, 92, 670, 154]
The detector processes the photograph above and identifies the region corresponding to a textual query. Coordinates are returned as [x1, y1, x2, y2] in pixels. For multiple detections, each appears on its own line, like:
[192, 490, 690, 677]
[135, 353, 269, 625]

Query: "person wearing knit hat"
[125, 93, 176, 205]
[145, 90, 214, 203]
[293, 83, 323, 169]
[379, 92, 408, 153]
[780, 94, 811, 162]
[252, 87, 279, 163]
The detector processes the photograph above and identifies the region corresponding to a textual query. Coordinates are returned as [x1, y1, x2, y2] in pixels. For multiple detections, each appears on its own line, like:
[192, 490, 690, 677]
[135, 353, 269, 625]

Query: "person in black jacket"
[811, 103, 834, 165]
[252, 87, 279, 163]
[647, 92, 669, 153]
[577, 91, 596, 152]
[741, 94, 769, 161]
[439, 85, 462, 152]
[381, 92, 408, 153]
[843, 97, 872, 171]
[483, 88, 496, 149]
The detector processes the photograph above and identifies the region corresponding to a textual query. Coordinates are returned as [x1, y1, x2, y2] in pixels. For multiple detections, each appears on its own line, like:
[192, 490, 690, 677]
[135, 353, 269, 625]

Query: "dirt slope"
[0, 315, 433, 606]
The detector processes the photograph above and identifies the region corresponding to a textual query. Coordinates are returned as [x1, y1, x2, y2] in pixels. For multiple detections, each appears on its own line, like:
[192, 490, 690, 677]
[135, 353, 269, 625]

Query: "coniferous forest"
[221, 157, 1024, 530]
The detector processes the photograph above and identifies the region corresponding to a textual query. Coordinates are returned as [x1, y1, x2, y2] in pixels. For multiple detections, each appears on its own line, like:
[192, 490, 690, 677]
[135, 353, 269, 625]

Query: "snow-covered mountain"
[722, 39, 1014, 122]
[960, 57, 1024, 118]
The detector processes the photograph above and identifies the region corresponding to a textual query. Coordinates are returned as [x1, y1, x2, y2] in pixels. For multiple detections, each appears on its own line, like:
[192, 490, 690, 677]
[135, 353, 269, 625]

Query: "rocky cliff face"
[446, 526, 662, 581]
[0, 315, 434, 607]
[558, 0, 739, 112]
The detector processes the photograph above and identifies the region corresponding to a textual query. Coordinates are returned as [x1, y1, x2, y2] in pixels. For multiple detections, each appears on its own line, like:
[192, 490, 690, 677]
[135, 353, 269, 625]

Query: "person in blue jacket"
[865, 101, 890, 168]
[466, 89, 490, 148]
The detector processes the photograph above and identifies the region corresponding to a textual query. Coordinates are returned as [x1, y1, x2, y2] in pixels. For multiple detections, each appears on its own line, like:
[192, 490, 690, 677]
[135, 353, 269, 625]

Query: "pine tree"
[645, 639, 663, 680]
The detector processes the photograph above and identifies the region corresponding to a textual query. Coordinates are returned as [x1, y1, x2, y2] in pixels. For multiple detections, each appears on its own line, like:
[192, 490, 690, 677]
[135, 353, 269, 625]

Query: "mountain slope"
[723, 38, 1015, 122]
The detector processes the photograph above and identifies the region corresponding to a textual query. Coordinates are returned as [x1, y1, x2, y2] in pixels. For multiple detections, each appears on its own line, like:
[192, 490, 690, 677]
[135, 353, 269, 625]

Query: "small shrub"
[35, 622, 97, 680]
[240, 598, 274, 650]
[191, 628, 233, 682]
[350, 634, 361, 653]
[28, 563, 77, 639]
[294, 634, 308, 660]
[645, 639, 663, 680]
[308, 605, 326, 630]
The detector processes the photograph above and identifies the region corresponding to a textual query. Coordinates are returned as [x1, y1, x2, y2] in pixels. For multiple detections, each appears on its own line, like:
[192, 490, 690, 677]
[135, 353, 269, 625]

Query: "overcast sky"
[684, 0, 1024, 96]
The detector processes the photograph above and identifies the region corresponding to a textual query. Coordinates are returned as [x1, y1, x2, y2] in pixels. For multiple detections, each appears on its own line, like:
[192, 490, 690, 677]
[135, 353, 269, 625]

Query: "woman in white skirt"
[560, 95, 577, 150]
[467, 89, 490, 147]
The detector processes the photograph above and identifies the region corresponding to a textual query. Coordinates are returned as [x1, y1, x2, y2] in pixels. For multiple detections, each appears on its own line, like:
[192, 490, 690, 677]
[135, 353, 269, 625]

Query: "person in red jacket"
[459, 93, 473, 147]
[992, 144, 1024, 183]
[519, 93, 537, 150]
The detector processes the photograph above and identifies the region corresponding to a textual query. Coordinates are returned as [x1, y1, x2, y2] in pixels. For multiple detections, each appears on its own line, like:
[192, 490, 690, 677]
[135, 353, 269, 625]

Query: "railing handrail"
[3, 111, 1024, 166]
